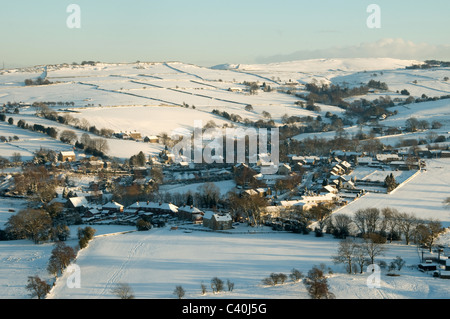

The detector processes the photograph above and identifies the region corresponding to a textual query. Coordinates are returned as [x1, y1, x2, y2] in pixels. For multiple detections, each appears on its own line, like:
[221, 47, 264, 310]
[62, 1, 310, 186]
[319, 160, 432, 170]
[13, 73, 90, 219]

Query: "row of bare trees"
[327, 207, 444, 251]
[333, 234, 387, 274]
[26, 226, 97, 299]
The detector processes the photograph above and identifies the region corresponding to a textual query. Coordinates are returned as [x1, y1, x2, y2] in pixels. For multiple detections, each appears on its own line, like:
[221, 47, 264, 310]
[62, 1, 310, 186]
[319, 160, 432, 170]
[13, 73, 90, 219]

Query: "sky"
[1, 0, 449, 68]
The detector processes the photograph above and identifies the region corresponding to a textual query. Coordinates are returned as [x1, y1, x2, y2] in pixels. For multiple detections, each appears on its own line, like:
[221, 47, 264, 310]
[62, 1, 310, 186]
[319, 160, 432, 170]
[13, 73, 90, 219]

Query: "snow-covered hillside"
[2, 58, 448, 160]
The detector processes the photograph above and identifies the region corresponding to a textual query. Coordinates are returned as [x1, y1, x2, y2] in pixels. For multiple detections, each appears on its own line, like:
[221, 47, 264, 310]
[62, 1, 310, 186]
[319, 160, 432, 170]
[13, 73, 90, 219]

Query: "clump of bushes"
[262, 273, 287, 286]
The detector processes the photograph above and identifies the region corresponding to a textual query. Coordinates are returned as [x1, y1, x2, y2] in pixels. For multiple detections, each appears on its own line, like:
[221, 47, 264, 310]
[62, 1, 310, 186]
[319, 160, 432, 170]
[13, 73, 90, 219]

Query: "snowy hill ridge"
[3, 58, 422, 75]
[212, 58, 423, 73]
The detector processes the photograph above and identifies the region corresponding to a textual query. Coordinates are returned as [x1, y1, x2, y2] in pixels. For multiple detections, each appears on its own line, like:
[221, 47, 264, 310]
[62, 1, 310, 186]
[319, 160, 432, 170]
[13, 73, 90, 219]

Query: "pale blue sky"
[1, 0, 449, 67]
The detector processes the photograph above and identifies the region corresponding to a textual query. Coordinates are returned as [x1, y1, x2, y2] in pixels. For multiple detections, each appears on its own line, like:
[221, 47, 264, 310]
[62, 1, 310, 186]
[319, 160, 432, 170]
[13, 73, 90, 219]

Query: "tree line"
[326, 207, 444, 249]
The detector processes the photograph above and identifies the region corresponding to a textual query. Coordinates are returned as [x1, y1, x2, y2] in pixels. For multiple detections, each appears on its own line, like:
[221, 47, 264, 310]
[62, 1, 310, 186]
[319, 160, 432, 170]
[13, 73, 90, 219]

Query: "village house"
[278, 163, 292, 175]
[66, 196, 88, 210]
[178, 204, 203, 222]
[113, 132, 130, 140]
[279, 199, 317, 213]
[86, 160, 104, 171]
[331, 151, 362, 163]
[202, 211, 233, 230]
[300, 192, 337, 205]
[357, 157, 375, 166]
[102, 200, 124, 215]
[376, 153, 401, 163]
[127, 201, 178, 216]
[83, 207, 102, 220]
[329, 160, 352, 176]
[320, 184, 338, 194]
[341, 179, 356, 190]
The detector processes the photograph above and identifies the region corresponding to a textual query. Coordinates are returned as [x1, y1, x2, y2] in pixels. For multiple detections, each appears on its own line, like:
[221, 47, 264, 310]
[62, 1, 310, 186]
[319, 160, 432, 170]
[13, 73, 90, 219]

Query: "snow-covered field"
[1, 220, 449, 299]
[335, 159, 450, 228]
[41, 225, 449, 299]
[159, 180, 237, 196]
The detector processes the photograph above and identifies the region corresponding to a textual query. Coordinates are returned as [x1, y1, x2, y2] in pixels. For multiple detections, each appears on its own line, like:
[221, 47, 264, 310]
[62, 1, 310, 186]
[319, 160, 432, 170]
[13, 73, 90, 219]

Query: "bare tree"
[80, 133, 91, 146]
[303, 265, 335, 299]
[59, 130, 78, 144]
[100, 128, 114, 138]
[414, 219, 443, 252]
[332, 238, 357, 274]
[353, 243, 370, 274]
[226, 279, 235, 292]
[381, 208, 400, 243]
[47, 241, 76, 276]
[173, 285, 186, 299]
[443, 197, 450, 209]
[330, 213, 353, 239]
[5, 209, 52, 243]
[290, 269, 303, 282]
[10, 152, 22, 166]
[13, 165, 58, 204]
[201, 282, 207, 295]
[26, 275, 51, 299]
[62, 114, 75, 125]
[197, 182, 221, 209]
[353, 208, 381, 236]
[261, 111, 272, 119]
[396, 212, 418, 245]
[210, 277, 224, 294]
[112, 283, 135, 299]
[309, 204, 333, 232]
[79, 118, 90, 131]
[362, 233, 387, 266]
[90, 138, 109, 154]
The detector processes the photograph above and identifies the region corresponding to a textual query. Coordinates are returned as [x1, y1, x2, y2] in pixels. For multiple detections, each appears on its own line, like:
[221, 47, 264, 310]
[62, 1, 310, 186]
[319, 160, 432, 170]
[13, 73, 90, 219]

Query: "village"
[2, 137, 446, 235]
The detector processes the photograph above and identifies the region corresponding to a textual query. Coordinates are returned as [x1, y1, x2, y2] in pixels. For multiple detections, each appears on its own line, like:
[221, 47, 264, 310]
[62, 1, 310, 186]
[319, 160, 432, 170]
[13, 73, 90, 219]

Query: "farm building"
[144, 135, 159, 143]
[59, 151, 76, 162]
[129, 132, 142, 140]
